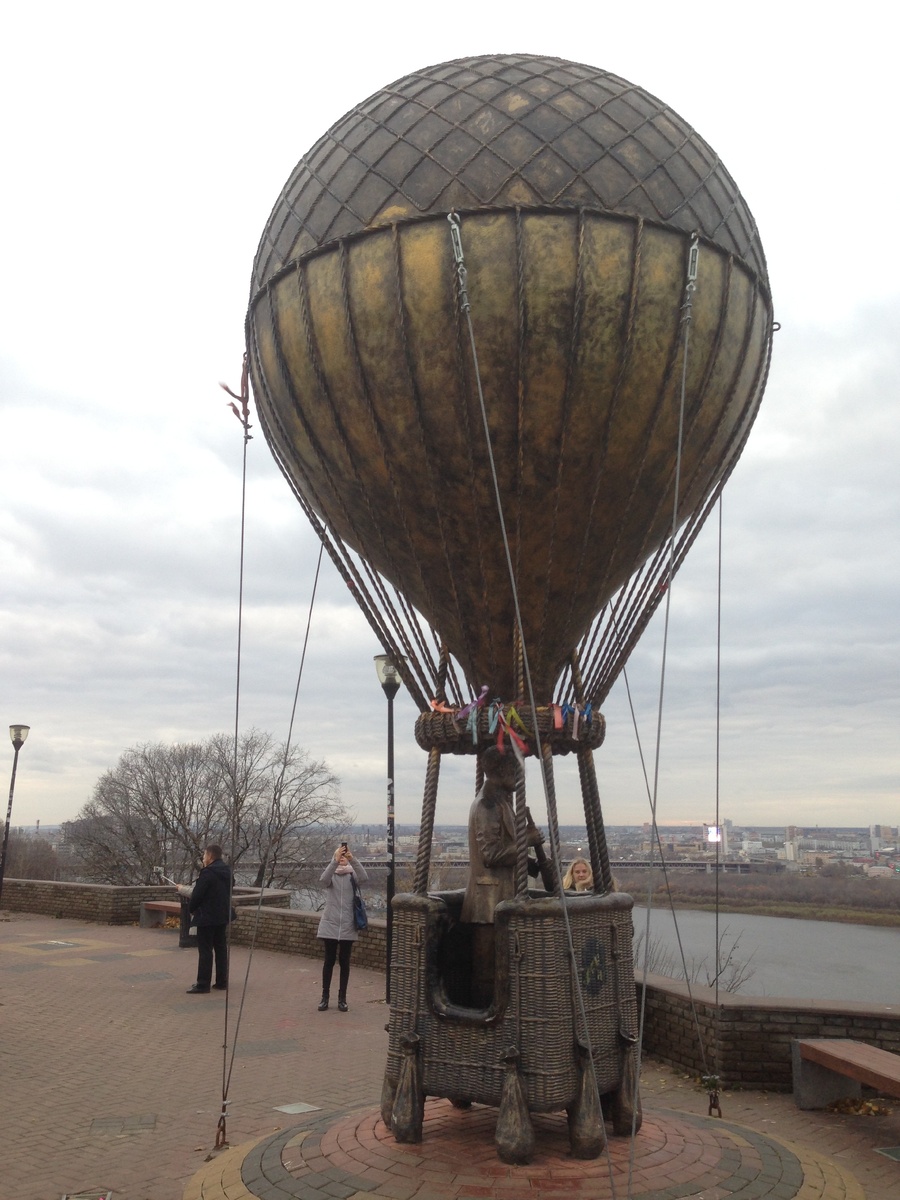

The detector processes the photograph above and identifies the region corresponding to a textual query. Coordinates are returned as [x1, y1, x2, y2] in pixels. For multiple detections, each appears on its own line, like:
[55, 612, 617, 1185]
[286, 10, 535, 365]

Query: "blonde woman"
[562, 857, 593, 892]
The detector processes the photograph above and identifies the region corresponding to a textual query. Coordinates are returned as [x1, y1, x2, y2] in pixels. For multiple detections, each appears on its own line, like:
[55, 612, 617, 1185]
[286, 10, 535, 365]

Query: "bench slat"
[799, 1039, 900, 1096]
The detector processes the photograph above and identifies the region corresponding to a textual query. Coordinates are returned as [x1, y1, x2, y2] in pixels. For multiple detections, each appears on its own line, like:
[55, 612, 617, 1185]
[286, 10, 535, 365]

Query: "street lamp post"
[0, 725, 31, 908]
[374, 655, 402, 1002]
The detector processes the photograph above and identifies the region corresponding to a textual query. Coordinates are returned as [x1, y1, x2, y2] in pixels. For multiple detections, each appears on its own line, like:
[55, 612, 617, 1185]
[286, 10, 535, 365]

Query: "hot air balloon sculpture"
[247, 55, 773, 1162]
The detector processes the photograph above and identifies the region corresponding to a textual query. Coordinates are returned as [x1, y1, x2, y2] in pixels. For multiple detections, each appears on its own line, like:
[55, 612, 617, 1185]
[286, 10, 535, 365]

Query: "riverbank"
[614, 868, 900, 928]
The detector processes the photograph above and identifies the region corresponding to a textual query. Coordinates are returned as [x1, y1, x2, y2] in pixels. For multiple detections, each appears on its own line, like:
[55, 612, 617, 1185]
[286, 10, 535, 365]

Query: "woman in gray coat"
[316, 842, 368, 1011]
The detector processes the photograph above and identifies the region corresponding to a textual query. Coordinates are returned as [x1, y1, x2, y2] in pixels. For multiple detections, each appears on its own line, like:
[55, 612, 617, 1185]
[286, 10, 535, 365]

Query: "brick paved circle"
[231, 1099, 865, 1200]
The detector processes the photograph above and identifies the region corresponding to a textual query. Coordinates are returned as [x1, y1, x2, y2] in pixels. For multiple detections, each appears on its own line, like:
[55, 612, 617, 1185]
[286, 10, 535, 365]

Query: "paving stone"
[235, 1039, 304, 1057]
[120, 970, 177, 982]
[2, 912, 897, 1200]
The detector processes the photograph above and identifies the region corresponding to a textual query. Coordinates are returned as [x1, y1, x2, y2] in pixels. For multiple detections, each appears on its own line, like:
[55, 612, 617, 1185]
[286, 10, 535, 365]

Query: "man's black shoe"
[186, 984, 210, 994]
[213, 984, 227, 990]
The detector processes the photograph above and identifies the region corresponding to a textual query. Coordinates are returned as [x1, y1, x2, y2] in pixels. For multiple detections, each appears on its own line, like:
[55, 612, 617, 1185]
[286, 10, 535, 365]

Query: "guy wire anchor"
[214, 1097, 231, 1150]
[702, 1073, 723, 1118]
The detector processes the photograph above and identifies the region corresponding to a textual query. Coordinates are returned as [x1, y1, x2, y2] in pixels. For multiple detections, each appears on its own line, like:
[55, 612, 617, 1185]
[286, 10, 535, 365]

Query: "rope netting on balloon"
[259, 373, 741, 723]
[259, 404, 757, 736]
[251, 207, 773, 727]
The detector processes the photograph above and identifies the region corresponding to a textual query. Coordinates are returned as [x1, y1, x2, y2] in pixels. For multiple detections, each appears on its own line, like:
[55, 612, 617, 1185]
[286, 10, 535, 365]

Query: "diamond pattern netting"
[252, 53, 768, 292]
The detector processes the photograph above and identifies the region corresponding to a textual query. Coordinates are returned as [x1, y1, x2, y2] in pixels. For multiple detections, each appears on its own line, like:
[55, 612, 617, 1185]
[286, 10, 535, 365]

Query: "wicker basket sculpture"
[382, 888, 641, 1161]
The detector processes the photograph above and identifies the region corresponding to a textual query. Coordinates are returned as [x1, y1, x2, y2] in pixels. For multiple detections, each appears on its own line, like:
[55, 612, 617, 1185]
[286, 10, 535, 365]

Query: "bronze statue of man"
[461, 746, 543, 1006]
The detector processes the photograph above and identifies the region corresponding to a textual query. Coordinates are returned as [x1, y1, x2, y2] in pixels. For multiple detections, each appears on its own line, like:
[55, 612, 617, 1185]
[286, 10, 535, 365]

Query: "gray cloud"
[1, 4, 897, 834]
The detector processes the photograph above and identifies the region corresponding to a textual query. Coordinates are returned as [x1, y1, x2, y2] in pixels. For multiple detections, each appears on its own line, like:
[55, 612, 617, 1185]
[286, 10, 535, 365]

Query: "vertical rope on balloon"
[413, 748, 441, 895]
[576, 748, 613, 895]
[569, 651, 607, 892]
[514, 766, 529, 900]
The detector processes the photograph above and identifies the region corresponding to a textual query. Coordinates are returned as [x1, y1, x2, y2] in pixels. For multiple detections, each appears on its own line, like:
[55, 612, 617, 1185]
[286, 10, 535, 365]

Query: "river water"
[633, 905, 900, 1004]
[265, 875, 899, 1004]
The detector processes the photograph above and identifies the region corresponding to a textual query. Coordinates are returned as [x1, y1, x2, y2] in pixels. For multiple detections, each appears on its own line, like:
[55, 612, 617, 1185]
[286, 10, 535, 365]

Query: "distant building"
[703, 823, 728, 855]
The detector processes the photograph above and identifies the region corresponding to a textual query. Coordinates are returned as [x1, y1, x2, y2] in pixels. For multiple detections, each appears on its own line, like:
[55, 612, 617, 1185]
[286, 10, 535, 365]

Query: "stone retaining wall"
[0, 878, 290, 924]
[6, 879, 898, 1089]
[228, 905, 386, 972]
[0, 877, 384, 970]
[1, 878, 174, 923]
[638, 970, 900, 1090]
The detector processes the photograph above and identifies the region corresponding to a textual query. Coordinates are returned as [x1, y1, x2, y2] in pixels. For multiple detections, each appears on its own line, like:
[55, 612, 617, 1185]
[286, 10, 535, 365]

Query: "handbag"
[351, 875, 368, 931]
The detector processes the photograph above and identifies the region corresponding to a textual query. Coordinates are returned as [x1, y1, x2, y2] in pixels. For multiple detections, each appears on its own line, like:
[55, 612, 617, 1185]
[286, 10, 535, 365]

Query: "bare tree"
[695, 929, 757, 992]
[65, 770, 173, 885]
[64, 731, 347, 887]
[633, 925, 756, 994]
[207, 730, 345, 887]
[5, 831, 60, 881]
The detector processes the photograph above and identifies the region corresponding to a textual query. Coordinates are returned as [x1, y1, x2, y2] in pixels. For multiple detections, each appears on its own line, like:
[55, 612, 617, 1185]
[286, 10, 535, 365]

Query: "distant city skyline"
[16, 820, 895, 840]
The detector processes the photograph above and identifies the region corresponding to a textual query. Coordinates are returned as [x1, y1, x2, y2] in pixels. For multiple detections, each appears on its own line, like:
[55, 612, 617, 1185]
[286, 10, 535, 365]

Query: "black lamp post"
[374, 654, 402, 1002]
[0, 725, 30, 908]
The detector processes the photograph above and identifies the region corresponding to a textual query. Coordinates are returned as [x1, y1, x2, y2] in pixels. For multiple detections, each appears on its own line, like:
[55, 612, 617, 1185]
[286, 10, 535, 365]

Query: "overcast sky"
[1, 2, 897, 835]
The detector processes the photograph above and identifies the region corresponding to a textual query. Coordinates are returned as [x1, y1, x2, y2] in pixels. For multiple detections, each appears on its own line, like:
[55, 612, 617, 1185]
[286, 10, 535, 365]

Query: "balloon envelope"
[248, 55, 772, 701]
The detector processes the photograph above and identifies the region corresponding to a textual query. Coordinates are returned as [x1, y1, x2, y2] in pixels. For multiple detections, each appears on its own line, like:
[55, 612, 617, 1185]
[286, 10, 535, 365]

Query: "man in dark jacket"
[178, 844, 232, 994]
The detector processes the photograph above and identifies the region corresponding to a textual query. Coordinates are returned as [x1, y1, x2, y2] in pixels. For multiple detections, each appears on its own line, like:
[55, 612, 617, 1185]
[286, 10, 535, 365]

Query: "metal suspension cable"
[711, 494, 724, 1113]
[216, 358, 329, 1148]
[624, 231, 707, 1188]
[449, 212, 619, 1194]
[217, 355, 254, 1150]
[220, 538, 326, 1112]
[609, 610, 713, 1088]
[612, 515, 729, 1145]
[283, 540, 325, 762]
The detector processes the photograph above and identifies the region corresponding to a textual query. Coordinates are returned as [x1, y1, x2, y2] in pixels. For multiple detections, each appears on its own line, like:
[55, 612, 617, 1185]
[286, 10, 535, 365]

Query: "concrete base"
[139, 902, 175, 929]
[185, 1099, 868, 1200]
[792, 1039, 862, 1110]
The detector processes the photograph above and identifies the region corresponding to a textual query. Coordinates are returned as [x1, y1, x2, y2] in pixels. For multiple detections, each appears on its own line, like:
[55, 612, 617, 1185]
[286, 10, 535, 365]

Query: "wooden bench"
[139, 899, 183, 929]
[792, 1038, 900, 1109]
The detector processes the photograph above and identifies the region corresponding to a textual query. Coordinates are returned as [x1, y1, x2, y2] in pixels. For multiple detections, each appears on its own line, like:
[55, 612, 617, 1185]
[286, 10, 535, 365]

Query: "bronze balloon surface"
[248, 55, 773, 702]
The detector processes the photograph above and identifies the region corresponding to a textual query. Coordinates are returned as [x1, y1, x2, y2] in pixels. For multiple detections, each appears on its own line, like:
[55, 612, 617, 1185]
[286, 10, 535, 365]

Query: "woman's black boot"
[337, 993, 348, 1012]
[317, 992, 329, 1011]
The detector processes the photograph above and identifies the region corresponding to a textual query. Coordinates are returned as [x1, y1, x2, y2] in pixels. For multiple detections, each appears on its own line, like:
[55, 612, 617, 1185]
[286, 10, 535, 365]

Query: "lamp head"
[9, 725, 30, 750]
[373, 654, 403, 699]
